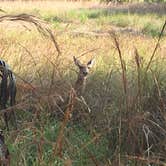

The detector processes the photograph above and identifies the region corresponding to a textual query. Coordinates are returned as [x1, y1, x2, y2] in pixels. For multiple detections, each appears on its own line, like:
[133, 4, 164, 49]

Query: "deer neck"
[74, 73, 87, 97]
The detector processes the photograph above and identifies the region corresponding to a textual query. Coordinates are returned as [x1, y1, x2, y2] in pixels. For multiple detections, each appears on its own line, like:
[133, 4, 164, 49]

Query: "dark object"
[0, 60, 17, 131]
[0, 130, 10, 166]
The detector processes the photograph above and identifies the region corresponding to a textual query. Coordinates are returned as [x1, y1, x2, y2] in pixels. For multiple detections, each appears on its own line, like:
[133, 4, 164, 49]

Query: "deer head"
[73, 56, 94, 78]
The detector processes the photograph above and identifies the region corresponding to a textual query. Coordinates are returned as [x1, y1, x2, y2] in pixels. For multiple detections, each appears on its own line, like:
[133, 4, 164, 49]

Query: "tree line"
[101, 0, 166, 2]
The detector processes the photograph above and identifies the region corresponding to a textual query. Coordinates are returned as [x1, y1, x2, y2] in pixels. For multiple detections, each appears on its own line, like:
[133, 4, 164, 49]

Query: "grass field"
[0, 1, 166, 166]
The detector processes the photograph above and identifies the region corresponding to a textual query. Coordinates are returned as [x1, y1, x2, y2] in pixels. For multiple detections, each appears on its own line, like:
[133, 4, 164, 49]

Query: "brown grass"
[0, 2, 166, 165]
[0, 1, 97, 13]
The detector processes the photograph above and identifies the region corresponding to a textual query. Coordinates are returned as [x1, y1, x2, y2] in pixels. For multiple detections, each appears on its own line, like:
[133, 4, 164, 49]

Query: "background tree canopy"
[101, 0, 166, 3]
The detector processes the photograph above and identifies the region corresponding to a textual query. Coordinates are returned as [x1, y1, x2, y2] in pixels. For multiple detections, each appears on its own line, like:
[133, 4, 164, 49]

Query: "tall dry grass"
[0, 2, 166, 165]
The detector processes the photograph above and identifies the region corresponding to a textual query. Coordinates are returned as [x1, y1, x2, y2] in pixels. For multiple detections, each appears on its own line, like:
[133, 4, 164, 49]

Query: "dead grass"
[0, 1, 166, 165]
[0, 1, 97, 13]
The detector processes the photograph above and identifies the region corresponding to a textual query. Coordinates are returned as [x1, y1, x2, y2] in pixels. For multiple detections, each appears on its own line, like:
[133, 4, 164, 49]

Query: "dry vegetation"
[0, 1, 166, 166]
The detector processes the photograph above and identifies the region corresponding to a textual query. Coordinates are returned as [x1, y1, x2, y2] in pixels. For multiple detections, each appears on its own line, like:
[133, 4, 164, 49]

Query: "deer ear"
[73, 56, 82, 67]
[87, 59, 95, 68]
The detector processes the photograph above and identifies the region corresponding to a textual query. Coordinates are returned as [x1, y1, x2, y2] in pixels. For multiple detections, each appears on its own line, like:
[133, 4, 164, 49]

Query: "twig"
[146, 20, 166, 72]
[53, 89, 76, 157]
[46, 28, 61, 58]
[0, 13, 61, 57]
[125, 155, 166, 165]
[0, 101, 28, 114]
[77, 48, 100, 59]
[109, 33, 128, 111]
[143, 124, 151, 166]
[17, 42, 44, 88]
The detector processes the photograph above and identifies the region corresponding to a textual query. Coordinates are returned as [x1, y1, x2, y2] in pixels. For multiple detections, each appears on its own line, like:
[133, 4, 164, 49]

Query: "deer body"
[0, 60, 17, 130]
[74, 73, 87, 97]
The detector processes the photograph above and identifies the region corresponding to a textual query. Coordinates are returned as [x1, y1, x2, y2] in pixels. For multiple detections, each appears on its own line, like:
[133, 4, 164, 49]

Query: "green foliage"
[6, 121, 108, 166]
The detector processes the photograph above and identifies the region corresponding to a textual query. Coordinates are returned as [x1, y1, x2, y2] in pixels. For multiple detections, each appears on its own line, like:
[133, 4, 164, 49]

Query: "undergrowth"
[0, 1, 166, 166]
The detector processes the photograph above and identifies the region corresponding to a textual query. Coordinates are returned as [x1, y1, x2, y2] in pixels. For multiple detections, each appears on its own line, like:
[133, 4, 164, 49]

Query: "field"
[0, 1, 166, 166]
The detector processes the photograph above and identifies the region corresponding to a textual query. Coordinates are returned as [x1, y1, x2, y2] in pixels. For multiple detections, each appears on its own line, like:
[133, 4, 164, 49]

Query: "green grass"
[7, 120, 108, 166]
[40, 8, 166, 37]
[0, 2, 166, 165]
[1, 1, 165, 37]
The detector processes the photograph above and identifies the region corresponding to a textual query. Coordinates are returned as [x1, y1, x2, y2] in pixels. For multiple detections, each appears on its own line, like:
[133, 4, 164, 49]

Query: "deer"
[0, 60, 17, 131]
[73, 56, 94, 97]
[54, 56, 95, 122]
[69, 56, 95, 121]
